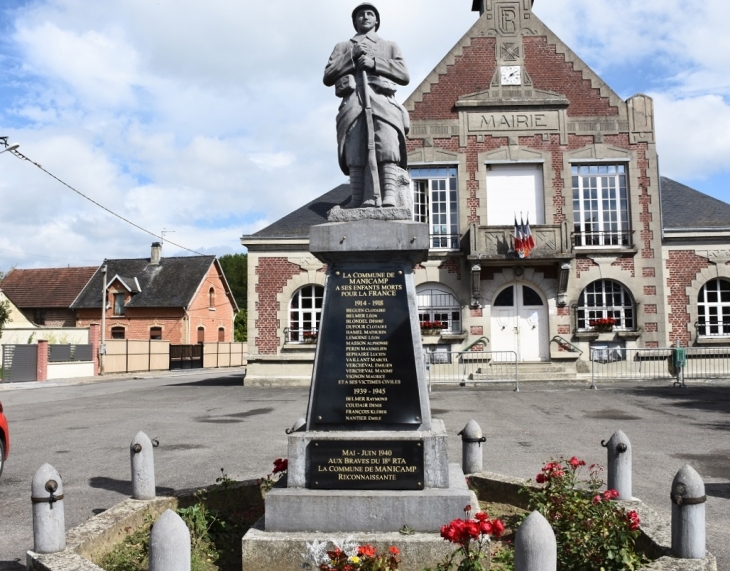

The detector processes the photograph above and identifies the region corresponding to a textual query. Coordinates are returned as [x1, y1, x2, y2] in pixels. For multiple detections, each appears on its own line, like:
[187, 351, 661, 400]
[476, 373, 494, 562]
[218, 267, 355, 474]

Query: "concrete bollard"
[671, 464, 706, 559]
[130, 431, 156, 500]
[458, 420, 485, 474]
[31, 463, 66, 554]
[150, 509, 191, 571]
[602, 429, 632, 500]
[515, 511, 557, 571]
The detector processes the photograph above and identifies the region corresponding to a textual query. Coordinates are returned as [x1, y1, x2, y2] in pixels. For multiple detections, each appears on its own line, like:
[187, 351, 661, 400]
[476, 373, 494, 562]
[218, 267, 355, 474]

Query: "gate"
[425, 350, 519, 391]
[169, 344, 203, 370]
[2, 344, 38, 383]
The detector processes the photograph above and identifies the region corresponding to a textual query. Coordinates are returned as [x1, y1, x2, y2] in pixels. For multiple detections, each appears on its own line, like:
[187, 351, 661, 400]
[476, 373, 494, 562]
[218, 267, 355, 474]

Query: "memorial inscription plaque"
[309, 440, 425, 490]
[308, 263, 423, 430]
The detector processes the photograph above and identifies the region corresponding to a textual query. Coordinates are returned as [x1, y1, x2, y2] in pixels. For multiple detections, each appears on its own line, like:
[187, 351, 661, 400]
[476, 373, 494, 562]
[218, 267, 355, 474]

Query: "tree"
[219, 253, 248, 342]
[0, 299, 11, 340]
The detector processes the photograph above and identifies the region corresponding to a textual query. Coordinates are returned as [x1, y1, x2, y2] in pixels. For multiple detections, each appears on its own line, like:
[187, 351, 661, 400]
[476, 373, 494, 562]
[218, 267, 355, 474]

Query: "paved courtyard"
[0, 371, 728, 569]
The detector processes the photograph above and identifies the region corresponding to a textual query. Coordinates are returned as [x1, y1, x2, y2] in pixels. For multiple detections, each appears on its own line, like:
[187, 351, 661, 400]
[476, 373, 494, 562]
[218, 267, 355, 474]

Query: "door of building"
[490, 283, 549, 361]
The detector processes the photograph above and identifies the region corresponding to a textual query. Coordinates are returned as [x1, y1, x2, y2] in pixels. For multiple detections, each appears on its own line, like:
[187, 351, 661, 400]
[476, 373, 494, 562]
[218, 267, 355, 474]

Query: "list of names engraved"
[309, 264, 422, 429]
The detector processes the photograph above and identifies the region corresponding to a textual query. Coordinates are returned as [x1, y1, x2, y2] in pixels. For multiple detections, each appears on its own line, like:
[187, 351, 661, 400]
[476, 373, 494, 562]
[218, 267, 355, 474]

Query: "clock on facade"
[500, 65, 521, 85]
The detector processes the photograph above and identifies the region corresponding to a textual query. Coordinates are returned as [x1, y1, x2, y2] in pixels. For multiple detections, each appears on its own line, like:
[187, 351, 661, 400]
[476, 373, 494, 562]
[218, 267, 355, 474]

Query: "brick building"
[241, 1, 730, 382]
[73, 243, 238, 343]
[0, 266, 96, 327]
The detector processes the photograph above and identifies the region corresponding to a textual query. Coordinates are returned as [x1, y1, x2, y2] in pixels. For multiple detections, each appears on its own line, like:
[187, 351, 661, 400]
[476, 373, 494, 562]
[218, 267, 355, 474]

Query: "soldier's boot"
[381, 163, 399, 207]
[348, 167, 364, 208]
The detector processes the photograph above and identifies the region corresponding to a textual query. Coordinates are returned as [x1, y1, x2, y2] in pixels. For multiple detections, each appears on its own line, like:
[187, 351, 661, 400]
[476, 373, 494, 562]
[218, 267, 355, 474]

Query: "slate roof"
[0, 267, 97, 309]
[245, 184, 351, 239]
[72, 256, 217, 309]
[661, 177, 730, 230]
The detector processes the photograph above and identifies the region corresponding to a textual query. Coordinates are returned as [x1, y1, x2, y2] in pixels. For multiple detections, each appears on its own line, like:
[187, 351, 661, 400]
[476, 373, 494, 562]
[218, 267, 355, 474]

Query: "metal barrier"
[684, 347, 730, 380]
[425, 350, 519, 392]
[590, 347, 673, 387]
[590, 345, 730, 387]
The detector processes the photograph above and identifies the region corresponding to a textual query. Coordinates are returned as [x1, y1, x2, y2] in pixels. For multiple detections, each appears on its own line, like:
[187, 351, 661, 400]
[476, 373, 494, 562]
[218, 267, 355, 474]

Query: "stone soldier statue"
[324, 3, 410, 208]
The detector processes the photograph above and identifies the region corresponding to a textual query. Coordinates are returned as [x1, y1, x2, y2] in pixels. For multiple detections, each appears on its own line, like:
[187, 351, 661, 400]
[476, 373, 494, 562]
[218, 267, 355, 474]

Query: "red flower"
[536, 473, 547, 483]
[474, 512, 488, 522]
[273, 458, 288, 474]
[603, 489, 619, 500]
[479, 520, 493, 535]
[358, 545, 376, 558]
[389, 546, 399, 555]
[568, 456, 586, 469]
[626, 510, 640, 531]
[492, 519, 505, 538]
[464, 504, 472, 513]
[592, 495, 602, 505]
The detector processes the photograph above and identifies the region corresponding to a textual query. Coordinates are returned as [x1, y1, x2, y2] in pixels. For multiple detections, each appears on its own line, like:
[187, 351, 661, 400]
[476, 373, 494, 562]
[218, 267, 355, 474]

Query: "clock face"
[500, 65, 521, 85]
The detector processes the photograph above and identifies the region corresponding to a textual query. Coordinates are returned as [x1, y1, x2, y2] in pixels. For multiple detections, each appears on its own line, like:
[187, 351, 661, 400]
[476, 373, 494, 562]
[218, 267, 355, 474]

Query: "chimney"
[151, 242, 162, 265]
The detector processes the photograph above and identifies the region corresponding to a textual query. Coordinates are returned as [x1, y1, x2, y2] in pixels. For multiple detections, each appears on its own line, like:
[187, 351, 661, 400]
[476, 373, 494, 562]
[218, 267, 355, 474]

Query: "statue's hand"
[353, 42, 372, 58]
[357, 54, 375, 71]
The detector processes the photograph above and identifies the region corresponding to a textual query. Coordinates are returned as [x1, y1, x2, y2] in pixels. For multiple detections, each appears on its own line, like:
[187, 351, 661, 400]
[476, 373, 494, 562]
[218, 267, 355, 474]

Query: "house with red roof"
[1, 266, 96, 327]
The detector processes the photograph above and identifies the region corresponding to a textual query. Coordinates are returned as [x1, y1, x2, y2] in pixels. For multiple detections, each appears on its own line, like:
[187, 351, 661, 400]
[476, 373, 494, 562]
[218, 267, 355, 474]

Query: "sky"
[0, 0, 728, 270]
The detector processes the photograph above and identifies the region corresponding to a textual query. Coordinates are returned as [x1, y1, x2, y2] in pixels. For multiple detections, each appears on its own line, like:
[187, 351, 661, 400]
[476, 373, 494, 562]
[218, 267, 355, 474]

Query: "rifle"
[361, 69, 381, 207]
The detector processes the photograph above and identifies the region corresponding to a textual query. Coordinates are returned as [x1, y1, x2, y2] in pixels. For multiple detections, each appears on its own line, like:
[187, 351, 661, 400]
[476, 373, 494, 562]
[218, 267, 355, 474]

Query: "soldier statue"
[324, 3, 410, 208]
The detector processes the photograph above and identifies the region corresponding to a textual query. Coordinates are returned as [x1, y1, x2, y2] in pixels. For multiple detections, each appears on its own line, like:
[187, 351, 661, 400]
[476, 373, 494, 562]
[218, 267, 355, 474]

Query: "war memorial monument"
[241, 4, 475, 569]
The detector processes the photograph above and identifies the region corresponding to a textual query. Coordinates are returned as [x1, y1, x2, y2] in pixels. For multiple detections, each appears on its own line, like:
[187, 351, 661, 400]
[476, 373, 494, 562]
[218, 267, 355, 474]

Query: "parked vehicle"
[0, 400, 9, 478]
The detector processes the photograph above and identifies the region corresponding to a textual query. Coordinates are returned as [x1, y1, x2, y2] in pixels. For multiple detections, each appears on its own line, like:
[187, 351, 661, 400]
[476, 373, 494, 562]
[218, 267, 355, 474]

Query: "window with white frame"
[410, 167, 459, 250]
[572, 164, 630, 247]
[697, 279, 730, 337]
[289, 285, 324, 343]
[417, 285, 461, 333]
[576, 279, 635, 331]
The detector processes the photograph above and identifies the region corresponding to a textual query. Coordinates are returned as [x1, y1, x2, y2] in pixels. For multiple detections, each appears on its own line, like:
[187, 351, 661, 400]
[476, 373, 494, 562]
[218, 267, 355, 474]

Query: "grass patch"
[97, 473, 264, 571]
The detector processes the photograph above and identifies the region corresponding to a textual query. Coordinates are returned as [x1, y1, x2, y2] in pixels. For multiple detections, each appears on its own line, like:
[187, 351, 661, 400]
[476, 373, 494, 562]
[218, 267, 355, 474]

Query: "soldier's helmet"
[352, 3, 380, 32]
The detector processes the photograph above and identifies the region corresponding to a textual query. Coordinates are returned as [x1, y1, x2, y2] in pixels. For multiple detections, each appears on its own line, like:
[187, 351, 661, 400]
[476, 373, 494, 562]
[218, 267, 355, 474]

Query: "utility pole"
[100, 264, 107, 375]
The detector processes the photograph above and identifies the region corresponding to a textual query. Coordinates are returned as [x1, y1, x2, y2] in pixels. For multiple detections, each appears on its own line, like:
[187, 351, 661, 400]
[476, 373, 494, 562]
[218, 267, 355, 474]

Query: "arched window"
[218, 327, 225, 342]
[111, 326, 125, 339]
[289, 285, 324, 343]
[209, 287, 215, 309]
[197, 326, 205, 344]
[697, 279, 730, 337]
[577, 280, 635, 331]
[417, 285, 461, 333]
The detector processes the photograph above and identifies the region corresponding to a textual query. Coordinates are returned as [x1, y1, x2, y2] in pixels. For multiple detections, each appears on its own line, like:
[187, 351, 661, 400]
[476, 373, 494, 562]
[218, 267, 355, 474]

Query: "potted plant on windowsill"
[303, 331, 318, 344]
[420, 321, 447, 337]
[589, 317, 617, 333]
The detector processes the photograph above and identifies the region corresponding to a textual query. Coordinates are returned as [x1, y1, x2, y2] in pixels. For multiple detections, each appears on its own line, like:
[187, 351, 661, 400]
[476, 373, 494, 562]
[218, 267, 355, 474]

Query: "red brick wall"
[77, 307, 187, 343]
[441, 256, 462, 280]
[411, 37, 497, 120]
[188, 264, 236, 343]
[576, 258, 598, 278]
[255, 258, 302, 355]
[612, 256, 635, 277]
[666, 251, 712, 345]
[523, 37, 618, 117]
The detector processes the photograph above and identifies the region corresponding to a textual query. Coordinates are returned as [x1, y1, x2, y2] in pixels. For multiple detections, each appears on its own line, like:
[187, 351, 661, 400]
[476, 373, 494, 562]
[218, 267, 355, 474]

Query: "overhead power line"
[0, 138, 205, 256]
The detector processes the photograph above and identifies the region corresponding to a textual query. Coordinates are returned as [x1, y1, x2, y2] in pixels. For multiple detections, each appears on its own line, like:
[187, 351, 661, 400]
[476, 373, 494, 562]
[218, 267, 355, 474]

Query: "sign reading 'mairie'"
[308, 263, 422, 430]
[309, 440, 425, 490]
[468, 110, 560, 132]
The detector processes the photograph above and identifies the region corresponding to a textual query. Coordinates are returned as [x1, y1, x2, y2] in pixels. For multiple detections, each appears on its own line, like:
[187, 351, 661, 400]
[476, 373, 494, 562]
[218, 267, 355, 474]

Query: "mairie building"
[241, 0, 730, 383]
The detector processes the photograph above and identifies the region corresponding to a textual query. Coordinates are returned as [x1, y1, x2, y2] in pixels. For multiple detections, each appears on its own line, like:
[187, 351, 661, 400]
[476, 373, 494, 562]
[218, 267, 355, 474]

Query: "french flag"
[514, 215, 523, 255]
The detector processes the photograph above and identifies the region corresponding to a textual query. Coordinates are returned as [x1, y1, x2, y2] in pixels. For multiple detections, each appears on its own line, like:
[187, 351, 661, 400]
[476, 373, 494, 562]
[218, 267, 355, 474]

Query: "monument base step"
[265, 463, 477, 533]
[242, 521, 471, 571]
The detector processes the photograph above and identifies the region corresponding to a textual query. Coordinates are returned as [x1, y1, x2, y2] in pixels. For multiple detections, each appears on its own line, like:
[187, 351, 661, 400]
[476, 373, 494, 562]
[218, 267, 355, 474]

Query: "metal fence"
[49, 344, 92, 362]
[425, 350, 519, 391]
[590, 346, 730, 387]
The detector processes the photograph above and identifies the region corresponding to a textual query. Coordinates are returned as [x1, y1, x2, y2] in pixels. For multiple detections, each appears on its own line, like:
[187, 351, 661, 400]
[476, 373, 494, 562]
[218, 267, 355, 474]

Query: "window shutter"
[486, 164, 545, 225]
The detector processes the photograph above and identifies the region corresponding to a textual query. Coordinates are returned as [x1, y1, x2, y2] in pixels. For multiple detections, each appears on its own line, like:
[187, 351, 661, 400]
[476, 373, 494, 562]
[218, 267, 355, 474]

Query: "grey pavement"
[0, 372, 728, 570]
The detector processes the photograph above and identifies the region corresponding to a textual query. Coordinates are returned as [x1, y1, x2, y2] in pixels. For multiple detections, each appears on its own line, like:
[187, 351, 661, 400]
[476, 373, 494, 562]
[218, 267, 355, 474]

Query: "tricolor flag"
[513, 215, 524, 257]
[523, 214, 535, 257]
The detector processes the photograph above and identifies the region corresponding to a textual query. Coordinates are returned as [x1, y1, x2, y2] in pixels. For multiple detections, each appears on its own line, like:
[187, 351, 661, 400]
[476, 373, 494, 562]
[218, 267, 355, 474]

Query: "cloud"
[0, 0, 728, 271]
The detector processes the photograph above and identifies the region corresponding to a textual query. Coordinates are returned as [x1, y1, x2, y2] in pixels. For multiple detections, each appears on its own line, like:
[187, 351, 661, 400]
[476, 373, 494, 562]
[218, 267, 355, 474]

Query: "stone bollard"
[130, 431, 156, 500]
[150, 509, 191, 571]
[458, 420, 485, 474]
[601, 429, 632, 500]
[671, 464, 706, 559]
[515, 511, 557, 571]
[31, 463, 66, 554]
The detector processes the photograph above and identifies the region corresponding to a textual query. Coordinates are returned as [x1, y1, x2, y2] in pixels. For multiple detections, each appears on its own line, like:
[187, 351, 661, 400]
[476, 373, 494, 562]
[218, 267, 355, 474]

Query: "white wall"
[47, 361, 94, 380]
